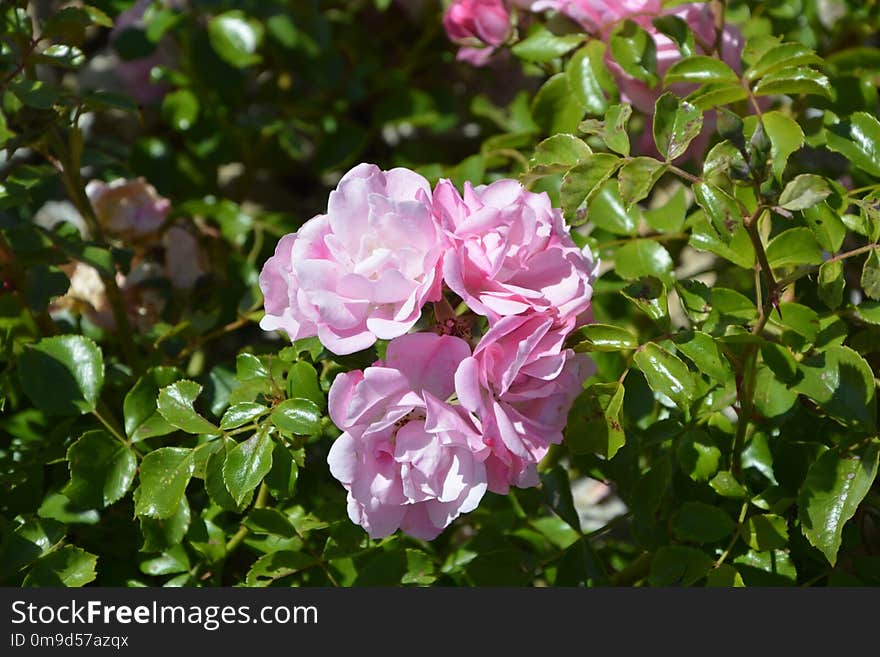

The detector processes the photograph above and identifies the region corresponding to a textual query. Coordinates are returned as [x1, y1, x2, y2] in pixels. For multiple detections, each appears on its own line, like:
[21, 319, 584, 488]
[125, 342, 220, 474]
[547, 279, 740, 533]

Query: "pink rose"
[327, 333, 488, 540]
[444, 0, 511, 65]
[259, 163, 444, 355]
[162, 225, 207, 290]
[454, 313, 593, 493]
[609, 3, 743, 115]
[529, 0, 661, 35]
[85, 177, 170, 241]
[432, 178, 597, 329]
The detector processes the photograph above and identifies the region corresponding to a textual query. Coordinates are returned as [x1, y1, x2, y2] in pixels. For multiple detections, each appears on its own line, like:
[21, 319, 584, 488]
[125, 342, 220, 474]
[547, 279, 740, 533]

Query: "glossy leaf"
[223, 427, 275, 505]
[766, 228, 823, 268]
[65, 430, 136, 509]
[778, 174, 832, 211]
[133, 448, 195, 519]
[124, 367, 181, 442]
[614, 239, 673, 284]
[19, 336, 104, 416]
[23, 546, 97, 587]
[633, 342, 695, 408]
[569, 324, 638, 352]
[798, 442, 880, 565]
[653, 93, 703, 161]
[560, 154, 621, 224]
[618, 157, 666, 210]
[157, 380, 220, 435]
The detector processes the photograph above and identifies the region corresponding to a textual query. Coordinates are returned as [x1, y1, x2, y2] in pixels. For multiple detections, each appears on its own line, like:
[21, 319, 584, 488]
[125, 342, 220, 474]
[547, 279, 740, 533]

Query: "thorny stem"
[732, 206, 776, 475]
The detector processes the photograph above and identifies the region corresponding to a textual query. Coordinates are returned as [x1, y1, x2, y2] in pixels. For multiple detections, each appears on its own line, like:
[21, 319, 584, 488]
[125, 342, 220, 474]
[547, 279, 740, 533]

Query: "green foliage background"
[2, 0, 880, 587]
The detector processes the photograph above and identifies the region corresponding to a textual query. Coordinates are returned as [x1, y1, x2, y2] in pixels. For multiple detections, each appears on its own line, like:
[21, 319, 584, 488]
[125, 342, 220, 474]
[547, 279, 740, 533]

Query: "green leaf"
[223, 427, 275, 505]
[643, 186, 687, 233]
[618, 157, 666, 210]
[745, 42, 822, 81]
[0, 518, 66, 580]
[621, 277, 669, 323]
[139, 545, 189, 576]
[602, 104, 632, 156]
[653, 93, 703, 161]
[614, 239, 673, 284]
[770, 302, 820, 345]
[568, 323, 638, 352]
[649, 546, 713, 586]
[23, 546, 97, 587]
[124, 367, 181, 442]
[754, 366, 798, 419]
[665, 55, 738, 85]
[565, 382, 626, 459]
[633, 342, 695, 408]
[685, 82, 749, 110]
[733, 549, 796, 586]
[157, 380, 219, 435]
[541, 465, 581, 532]
[271, 398, 322, 435]
[220, 402, 268, 430]
[512, 24, 584, 63]
[236, 353, 269, 381]
[673, 330, 733, 385]
[140, 497, 190, 553]
[532, 73, 586, 136]
[778, 174, 832, 211]
[818, 260, 845, 310]
[64, 430, 136, 509]
[706, 564, 745, 587]
[861, 248, 880, 300]
[208, 10, 264, 68]
[753, 67, 832, 98]
[677, 430, 721, 482]
[676, 279, 712, 322]
[265, 445, 300, 500]
[205, 441, 251, 512]
[609, 20, 658, 85]
[286, 361, 325, 409]
[766, 228, 823, 268]
[693, 182, 743, 241]
[824, 113, 880, 178]
[690, 218, 755, 269]
[710, 471, 748, 499]
[19, 336, 104, 416]
[244, 508, 297, 538]
[560, 155, 622, 225]
[794, 346, 877, 431]
[133, 448, 195, 519]
[744, 514, 789, 551]
[160, 88, 199, 131]
[672, 502, 736, 543]
[246, 551, 315, 586]
[761, 110, 804, 181]
[652, 15, 694, 57]
[530, 134, 592, 172]
[799, 442, 880, 565]
[567, 41, 611, 115]
[803, 201, 847, 253]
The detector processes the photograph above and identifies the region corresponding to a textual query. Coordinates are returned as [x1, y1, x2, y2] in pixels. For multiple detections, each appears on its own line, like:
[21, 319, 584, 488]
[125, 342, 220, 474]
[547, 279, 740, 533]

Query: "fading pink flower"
[444, 0, 512, 65]
[327, 333, 488, 540]
[432, 178, 597, 329]
[455, 313, 592, 493]
[86, 177, 170, 241]
[163, 225, 207, 290]
[259, 163, 443, 355]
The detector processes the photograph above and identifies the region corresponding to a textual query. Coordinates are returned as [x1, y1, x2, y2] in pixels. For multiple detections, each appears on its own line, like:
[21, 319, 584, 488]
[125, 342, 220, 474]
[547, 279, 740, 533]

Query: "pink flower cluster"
[260, 163, 597, 540]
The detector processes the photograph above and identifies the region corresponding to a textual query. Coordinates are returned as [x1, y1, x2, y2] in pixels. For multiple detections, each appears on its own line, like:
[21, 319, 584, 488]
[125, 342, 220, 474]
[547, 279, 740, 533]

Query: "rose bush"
[2, 0, 880, 588]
